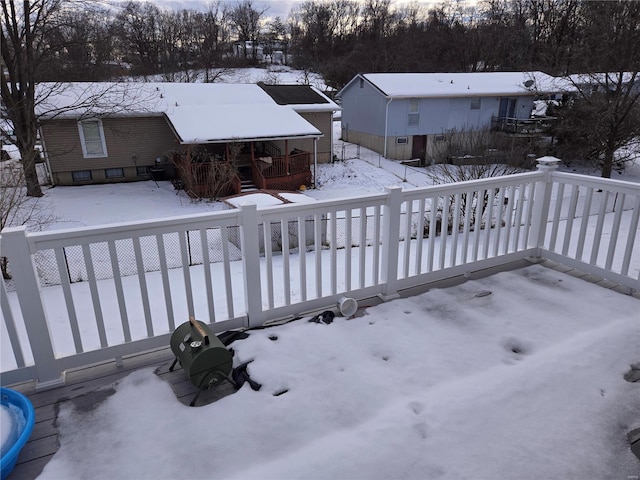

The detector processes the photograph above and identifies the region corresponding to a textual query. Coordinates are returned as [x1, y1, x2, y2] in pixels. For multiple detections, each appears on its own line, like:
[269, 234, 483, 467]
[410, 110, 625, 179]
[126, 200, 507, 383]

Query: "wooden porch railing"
[252, 151, 311, 191]
[491, 116, 556, 134]
[2, 158, 638, 389]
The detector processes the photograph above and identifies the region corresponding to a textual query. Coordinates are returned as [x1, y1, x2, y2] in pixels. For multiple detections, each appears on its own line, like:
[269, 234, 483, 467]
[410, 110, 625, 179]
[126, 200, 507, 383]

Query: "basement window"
[434, 134, 446, 142]
[72, 170, 92, 182]
[396, 137, 408, 144]
[105, 167, 124, 179]
[78, 119, 108, 158]
[136, 166, 150, 176]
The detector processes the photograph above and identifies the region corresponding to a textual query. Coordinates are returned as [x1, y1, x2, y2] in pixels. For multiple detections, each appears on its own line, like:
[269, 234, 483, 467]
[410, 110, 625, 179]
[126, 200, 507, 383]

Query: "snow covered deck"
[2, 157, 639, 478]
[6, 259, 639, 480]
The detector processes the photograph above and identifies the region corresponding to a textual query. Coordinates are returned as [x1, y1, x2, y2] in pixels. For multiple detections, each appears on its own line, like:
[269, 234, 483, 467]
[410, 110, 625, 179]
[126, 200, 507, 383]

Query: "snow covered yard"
[35, 265, 640, 480]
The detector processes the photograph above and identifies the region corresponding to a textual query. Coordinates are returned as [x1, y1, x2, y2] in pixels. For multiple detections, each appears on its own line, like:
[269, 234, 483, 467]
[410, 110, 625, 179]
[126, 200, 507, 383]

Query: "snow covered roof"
[36, 82, 324, 143]
[549, 72, 636, 93]
[167, 104, 321, 144]
[340, 72, 562, 99]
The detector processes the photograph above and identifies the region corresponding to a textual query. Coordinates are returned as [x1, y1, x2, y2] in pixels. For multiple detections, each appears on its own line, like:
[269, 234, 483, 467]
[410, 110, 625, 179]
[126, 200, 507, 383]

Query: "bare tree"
[45, 3, 116, 81]
[550, 1, 640, 178]
[114, 1, 161, 75]
[230, 0, 267, 62]
[0, 160, 55, 278]
[551, 73, 640, 177]
[425, 127, 534, 231]
[172, 145, 240, 200]
[1, 0, 64, 197]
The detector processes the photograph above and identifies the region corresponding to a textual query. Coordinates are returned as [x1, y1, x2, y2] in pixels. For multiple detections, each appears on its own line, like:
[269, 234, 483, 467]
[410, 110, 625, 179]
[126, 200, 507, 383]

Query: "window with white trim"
[78, 119, 108, 158]
[396, 137, 408, 144]
[470, 97, 481, 110]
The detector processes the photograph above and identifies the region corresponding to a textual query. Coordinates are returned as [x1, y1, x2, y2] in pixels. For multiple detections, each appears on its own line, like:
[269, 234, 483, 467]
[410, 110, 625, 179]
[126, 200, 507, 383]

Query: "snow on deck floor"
[37, 265, 640, 480]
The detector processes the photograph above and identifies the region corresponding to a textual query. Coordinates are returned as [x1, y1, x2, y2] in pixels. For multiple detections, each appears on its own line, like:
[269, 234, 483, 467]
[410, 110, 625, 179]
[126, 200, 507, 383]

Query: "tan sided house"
[37, 82, 339, 194]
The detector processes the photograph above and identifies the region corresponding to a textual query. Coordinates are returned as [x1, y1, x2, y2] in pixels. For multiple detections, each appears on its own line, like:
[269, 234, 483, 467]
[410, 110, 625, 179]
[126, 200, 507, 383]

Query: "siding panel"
[42, 116, 180, 184]
[289, 112, 332, 163]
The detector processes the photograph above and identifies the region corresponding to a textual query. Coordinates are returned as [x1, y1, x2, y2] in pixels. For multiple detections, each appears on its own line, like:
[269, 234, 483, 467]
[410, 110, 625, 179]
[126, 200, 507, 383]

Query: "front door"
[412, 135, 427, 163]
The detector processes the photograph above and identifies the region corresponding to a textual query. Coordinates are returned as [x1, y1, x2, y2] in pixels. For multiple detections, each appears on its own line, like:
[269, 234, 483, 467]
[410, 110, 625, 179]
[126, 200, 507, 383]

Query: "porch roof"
[165, 104, 323, 144]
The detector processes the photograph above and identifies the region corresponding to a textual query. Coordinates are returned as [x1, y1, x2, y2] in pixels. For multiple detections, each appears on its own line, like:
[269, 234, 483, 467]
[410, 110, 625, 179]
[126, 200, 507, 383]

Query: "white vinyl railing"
[1, 158, 639, 389]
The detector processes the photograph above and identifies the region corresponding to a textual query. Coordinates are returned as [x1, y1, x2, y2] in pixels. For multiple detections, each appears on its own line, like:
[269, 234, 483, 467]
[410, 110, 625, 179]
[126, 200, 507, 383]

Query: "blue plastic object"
[1, 387, 35, 480]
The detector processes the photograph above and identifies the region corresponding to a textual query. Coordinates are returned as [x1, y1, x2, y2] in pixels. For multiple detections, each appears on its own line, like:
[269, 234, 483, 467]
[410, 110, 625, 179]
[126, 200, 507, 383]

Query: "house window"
[408, 113, 420, 127]
[434, 134, 446, 142]
[105, 167, 124, 179]
[72, 170, 92, 182]
[78, 119, 108, 158]
[396, 137, 408, 144]
[470, 97, 481, 110]
[136, 166, 150, 176]
[409, 99, 419, 113]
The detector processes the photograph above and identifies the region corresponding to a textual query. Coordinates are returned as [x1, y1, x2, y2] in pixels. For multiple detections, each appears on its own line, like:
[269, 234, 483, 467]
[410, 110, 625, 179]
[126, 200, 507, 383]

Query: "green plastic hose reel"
[169, 317, 233, 403]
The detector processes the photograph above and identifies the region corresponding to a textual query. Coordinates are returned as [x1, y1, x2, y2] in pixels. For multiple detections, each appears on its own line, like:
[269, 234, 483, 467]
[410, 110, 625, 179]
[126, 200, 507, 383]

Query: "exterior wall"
[342, 130, 386, 159]
[340, 76, 537, 161]
[340, 79, 389, 140]
[41, 116, 180, 185]
[386, 96, 535, 136]
[287, 111, 333, 163]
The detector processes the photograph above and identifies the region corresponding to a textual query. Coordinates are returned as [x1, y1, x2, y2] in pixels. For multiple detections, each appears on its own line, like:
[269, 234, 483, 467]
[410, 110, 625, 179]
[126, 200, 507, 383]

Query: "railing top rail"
[256, 192, 389, 221]
[551, 171, 640, 196]
[4, 167, 637, 254]
[492, 116, 556, 122]
[401, 170, 544, 201]
[11, 209, 242, 251]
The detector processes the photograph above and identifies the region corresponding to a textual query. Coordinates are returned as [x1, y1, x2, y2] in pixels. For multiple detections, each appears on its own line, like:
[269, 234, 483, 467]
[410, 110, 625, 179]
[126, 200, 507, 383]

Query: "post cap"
[536, 156, 560, 170]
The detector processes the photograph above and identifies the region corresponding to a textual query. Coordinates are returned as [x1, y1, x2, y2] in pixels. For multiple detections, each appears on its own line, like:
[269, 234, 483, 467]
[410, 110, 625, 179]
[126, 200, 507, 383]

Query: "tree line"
[1, 0, 639, 201]
[6, 0, 639, 88]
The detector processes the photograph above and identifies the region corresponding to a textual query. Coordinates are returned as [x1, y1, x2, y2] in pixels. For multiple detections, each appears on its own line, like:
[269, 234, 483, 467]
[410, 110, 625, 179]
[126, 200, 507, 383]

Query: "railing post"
[2, 226, 65, 389]
[239, 203, 266, 328]
[528, 156, 560, 255]
[380, 186, 403, 300]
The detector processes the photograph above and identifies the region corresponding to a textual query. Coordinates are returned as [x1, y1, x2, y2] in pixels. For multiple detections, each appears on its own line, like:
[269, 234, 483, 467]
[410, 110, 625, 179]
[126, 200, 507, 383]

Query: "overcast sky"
[117, 0, 448, 22]
[119, 0, 323, 20]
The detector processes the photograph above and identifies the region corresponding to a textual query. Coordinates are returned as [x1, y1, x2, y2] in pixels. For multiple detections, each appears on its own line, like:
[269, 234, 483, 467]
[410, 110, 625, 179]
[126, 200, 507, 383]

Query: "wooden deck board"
[5, 260, 637, 480]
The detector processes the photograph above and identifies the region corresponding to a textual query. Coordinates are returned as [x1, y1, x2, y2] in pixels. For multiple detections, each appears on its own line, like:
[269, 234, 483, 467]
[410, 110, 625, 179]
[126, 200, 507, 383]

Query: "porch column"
[313, 138, 318, 188]
[285, 139, 290, 175]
